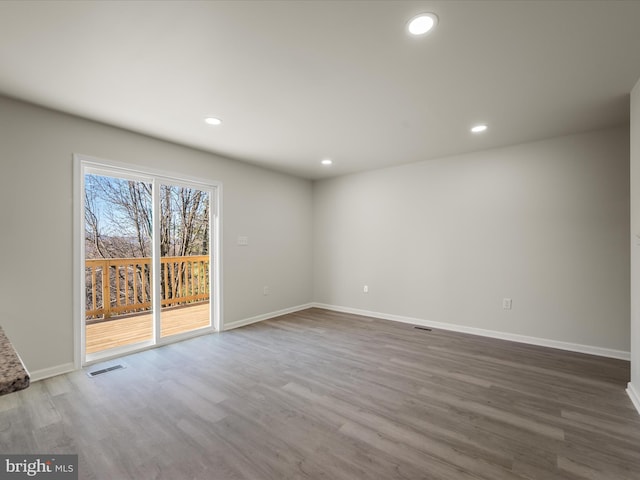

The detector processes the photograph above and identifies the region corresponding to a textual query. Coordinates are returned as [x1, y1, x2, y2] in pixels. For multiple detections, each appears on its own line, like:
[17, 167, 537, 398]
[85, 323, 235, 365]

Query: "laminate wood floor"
[1, 308, 638, 479]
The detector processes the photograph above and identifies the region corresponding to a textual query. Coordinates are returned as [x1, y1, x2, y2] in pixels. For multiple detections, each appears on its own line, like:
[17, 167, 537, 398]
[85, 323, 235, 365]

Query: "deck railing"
[85, 255, 209, 320]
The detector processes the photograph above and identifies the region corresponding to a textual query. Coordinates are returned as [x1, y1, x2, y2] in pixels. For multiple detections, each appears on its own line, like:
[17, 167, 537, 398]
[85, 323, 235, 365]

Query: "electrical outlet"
[363, 285, 369, 294]
[263, 286, 270, 296]
[502, 298, 512, 310]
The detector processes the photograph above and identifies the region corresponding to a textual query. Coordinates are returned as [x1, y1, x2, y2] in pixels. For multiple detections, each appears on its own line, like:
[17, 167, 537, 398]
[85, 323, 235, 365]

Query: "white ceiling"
[1, 1, 639, 180]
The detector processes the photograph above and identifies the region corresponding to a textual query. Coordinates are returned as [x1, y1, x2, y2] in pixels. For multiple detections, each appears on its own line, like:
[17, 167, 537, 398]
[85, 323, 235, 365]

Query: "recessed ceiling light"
[407, 13, 438, 36]
[321, 159, 333, 166]
[471, 124, 488, 133]
[204, 117, 222, 126]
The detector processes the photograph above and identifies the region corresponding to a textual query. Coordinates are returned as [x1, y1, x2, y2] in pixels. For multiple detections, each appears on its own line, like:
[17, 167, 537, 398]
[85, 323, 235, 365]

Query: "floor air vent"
[414, 326, 432, 332]
[87, 364, 125, 377]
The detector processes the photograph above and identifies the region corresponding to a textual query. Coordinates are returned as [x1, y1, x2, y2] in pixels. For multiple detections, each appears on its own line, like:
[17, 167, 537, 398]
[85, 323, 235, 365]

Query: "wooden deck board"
[85, 302, 210, 354]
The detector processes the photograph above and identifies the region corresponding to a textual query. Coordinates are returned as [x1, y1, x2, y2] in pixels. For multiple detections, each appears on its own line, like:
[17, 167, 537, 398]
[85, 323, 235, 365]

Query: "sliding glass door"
[78, 157, 218, 364]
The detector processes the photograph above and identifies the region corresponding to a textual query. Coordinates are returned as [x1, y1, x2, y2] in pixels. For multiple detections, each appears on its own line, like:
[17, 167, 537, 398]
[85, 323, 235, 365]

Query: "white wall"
[630, 78, 640, 412]
[0, 95, 313, 376]
[314, 127, 630, 355]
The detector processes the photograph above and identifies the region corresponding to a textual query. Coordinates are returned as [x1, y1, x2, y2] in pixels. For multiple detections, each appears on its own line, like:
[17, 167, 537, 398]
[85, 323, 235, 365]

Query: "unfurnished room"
[1, 1, 640, 479]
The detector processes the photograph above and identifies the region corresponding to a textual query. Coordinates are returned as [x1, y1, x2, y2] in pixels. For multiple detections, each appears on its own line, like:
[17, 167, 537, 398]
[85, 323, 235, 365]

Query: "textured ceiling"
[0, 0, 639, 179]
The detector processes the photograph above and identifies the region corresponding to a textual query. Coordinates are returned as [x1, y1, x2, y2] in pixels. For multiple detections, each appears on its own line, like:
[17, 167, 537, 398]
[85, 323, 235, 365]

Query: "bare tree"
[160, 185, 209, 300]
[84, 174, 210, 318]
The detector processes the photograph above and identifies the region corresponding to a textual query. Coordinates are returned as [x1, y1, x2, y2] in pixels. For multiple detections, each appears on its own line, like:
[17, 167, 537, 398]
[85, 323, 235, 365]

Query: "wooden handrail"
[85, 255, 209, 319]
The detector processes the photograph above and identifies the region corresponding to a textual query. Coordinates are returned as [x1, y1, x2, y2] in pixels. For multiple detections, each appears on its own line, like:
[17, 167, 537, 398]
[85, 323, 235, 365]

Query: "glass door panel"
[159, 184, 211, 337]
[84, 173, 154, 354]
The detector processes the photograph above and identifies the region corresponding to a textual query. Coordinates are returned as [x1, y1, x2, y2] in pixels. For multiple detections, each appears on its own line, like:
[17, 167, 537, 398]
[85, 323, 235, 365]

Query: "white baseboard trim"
[29, 303, 630, 380]
[223, 303, 314, 331]
[312, 303, 631, 361]
[627, 383, 640, 415]
[30, 362, 76, 382]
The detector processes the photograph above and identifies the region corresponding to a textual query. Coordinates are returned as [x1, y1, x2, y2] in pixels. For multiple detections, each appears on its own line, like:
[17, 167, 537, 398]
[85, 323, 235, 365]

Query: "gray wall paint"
[0, 95, 313, 373]
[0, 92, 632, 376]
[313, 127, 630, 352]
[631, 79, 640, 393]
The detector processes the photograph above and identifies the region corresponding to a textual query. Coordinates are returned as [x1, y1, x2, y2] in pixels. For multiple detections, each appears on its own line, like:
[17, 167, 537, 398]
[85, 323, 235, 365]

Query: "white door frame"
[73, 154, 222, 367]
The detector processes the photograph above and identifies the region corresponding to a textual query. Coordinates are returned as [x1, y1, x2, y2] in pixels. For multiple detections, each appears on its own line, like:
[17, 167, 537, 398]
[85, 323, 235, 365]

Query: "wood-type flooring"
[0, 308, 638, 479]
